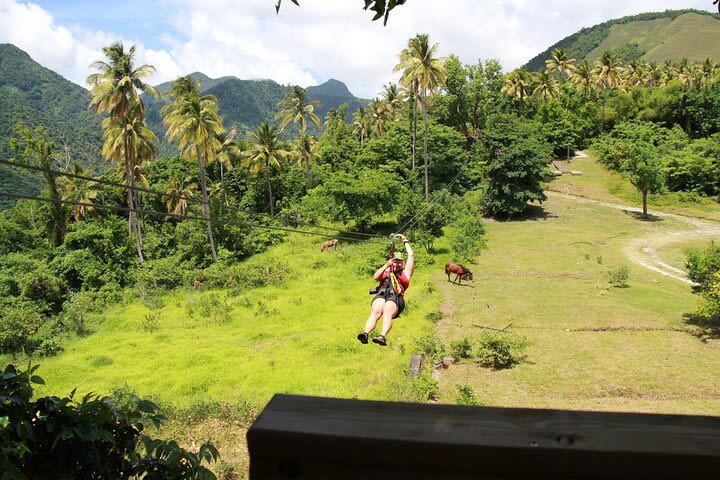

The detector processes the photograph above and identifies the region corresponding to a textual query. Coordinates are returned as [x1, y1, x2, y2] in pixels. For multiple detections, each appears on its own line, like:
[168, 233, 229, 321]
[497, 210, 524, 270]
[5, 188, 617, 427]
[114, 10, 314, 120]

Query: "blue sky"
[1, 0, 716, 97]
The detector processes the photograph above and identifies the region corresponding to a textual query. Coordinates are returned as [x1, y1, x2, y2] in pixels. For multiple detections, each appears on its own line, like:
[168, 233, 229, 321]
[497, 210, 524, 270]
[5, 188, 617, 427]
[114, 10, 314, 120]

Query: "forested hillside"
[0, 44, 104, 205]
[145, 76, 367, 157]
[526, 10, 720, 71]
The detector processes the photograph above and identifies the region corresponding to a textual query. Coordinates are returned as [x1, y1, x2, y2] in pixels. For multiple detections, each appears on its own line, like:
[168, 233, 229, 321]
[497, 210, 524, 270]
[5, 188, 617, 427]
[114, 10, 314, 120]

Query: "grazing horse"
[320, 239, 339, 251]
[445, 262, 474, 285]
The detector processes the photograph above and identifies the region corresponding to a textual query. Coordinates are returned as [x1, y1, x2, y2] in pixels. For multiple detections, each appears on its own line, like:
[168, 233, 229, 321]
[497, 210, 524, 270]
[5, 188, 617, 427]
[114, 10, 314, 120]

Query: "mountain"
[0, 43, 104, 205]
[525, 10, 720, 71]
[145, 75, 367, 157]
[0, 44, 368, 204]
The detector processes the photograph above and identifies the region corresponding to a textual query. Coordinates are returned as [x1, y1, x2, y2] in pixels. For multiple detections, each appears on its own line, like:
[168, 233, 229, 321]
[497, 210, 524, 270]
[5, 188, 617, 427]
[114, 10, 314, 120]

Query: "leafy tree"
[686, 242, 720, 321]
[396, 33, 447, 200]
[0, 364, 218, 479]
[275, 0, 406, 25]
[163, 76, 225, 262]
[8, 122, 66, 247]
[87, 41, 159, 262]
[450, 213, 487, 263]
[395, 190, 448, 253]
[622, 143, 665, 217]
[275, 85, 321, 182]
[244, 121, 287, 216]
[481, 114, 553, 217]
[307, 169, 401, 231]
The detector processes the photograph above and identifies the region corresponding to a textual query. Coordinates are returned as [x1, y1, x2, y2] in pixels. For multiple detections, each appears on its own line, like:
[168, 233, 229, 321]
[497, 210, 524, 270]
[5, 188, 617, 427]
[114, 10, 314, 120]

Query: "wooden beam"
[247, 394, 720, 479]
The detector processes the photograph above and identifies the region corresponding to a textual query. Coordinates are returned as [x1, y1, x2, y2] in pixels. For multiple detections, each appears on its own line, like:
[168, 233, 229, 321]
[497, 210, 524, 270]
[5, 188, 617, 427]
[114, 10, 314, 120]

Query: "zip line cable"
[0, 158, 384, 239]
[0, 191, 387, 244]
[397, 157, 471, 233]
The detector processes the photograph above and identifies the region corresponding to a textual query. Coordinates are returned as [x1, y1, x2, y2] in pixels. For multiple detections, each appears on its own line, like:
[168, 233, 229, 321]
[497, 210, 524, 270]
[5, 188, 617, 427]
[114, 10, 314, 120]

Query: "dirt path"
[547, 191, 720, 284]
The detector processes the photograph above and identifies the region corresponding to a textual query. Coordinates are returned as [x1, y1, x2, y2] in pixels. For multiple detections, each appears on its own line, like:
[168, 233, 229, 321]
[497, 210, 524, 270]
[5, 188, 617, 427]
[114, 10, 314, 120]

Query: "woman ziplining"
[357, 233, 415, 346]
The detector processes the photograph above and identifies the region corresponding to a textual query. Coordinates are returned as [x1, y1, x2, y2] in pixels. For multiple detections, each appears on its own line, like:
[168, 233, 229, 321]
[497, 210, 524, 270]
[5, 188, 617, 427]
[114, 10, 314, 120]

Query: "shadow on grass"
[446, 281, 475, 288]
[622, 210, 663, 222]
[493, 205, 558, 222]
[684, 312, 720, 339]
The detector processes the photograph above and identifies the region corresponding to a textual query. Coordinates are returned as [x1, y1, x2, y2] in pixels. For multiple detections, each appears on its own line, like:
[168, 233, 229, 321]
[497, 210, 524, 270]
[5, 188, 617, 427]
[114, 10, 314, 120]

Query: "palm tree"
[624, 60, 646, 87]
[162, 75, 224, 262]
[674, 59, 694, 88]
[502, 68, 533, 106]
[165, 177, 197, 216]
[532, 70, 559, 100]
[369, 98, 393, 136]
[59, 163, 99, 222]
[244, 121, 287, 216]
[87, 41, 158, 262]
[352, 106, 371, 149]
[291, 133, 320, 185]
[570, 61, 594, 96]
[275, 86, 322, 183]
[395, 33, 447, 200]
[699, 58, 717, 87]
[102, 103, 158, 224]
[594, 51, 622, 131]
[381, 82, 405, 121]
[545, 47, 576, 83]
[214, 124, 241, 183]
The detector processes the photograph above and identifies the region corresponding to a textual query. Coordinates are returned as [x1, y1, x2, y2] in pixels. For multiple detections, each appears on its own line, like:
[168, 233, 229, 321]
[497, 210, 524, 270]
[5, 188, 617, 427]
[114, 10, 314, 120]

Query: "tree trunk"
[423, 90, 429, 202]
[124, 119, 144, 262]
[266, 160, 274, 217]
[601, 87, 607, 132]
[42, 166, 66, 248]
[412, 92, 417, 172]
[642, 191, 647, 218]
[360, 131, 364, 150]
[196, 145, 218, 262]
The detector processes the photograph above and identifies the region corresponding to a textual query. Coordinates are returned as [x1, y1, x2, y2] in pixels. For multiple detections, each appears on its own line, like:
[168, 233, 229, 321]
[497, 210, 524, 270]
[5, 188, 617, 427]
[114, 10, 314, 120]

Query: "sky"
[0, 0, 716, 98]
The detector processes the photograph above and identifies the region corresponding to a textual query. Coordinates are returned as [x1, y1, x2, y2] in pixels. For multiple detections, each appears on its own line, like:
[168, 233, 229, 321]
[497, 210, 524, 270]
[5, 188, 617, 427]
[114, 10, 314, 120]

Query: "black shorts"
[371, 288, 405, 318]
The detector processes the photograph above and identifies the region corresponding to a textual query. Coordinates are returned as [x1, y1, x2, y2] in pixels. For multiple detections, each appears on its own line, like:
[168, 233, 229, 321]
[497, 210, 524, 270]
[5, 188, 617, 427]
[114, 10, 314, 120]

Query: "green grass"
[585, 12, 720, 63]
[32, 233, 439, 407]
[549, 152, 720, 221]
[434, 193, 720, 414]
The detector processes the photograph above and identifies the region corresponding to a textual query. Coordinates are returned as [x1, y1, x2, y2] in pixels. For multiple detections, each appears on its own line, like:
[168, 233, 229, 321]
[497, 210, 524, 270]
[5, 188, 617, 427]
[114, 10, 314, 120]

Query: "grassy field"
[434, 173, 720, 415]
[32, 235, 440, 406]
[549, 152, 720, 222]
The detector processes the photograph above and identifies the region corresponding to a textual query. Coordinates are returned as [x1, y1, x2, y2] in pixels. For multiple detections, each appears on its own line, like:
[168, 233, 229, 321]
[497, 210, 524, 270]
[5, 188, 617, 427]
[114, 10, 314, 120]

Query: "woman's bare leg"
[364, 298, 386, 334]
[380, 301, 399, 337]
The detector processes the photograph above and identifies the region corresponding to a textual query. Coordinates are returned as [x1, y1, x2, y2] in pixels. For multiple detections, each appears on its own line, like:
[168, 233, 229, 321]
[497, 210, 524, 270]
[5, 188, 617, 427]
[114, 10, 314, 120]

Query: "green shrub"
[607, 265, 630, 288]
[425, 311, 442, 323]
[449, 337, 473, 359]
[475, 333, 528, 369]
[410, 371, 438, 402]
[140, 312, 160, 332]
[0, 364, 218, 478]
[0, 303, 45, 354]
[414, 334, 445, 362]
[450, 214, 486, 263]
[135, 256, 195, 290]
[455, 384, 479, 406]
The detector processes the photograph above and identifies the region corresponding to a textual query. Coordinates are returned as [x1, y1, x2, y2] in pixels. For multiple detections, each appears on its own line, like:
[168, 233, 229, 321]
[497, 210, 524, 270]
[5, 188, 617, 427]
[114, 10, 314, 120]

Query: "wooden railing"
[247, 394, 720, 479]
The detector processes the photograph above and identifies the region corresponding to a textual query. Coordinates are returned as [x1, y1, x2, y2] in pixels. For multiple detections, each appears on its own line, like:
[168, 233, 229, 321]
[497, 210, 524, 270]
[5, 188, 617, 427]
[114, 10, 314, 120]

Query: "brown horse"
[320, 239, 339, 251]
[445, 262, 474, 285]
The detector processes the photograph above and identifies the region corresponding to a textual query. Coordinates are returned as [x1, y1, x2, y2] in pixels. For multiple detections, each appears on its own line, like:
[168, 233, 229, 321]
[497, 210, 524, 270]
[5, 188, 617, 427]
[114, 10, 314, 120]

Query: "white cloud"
[0, 0, 715, 97]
